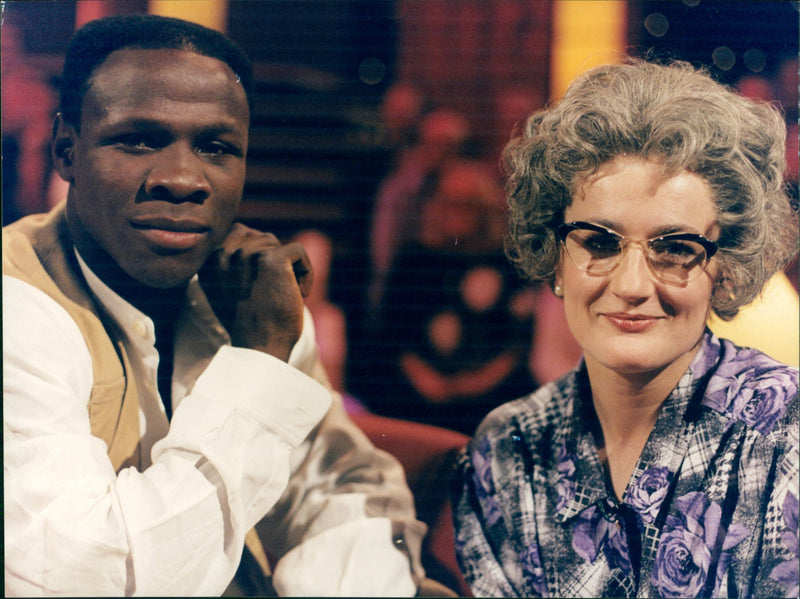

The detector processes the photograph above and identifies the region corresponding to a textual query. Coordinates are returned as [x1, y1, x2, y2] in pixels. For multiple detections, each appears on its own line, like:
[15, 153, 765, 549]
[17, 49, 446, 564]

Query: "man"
[3, 15, 426, 596]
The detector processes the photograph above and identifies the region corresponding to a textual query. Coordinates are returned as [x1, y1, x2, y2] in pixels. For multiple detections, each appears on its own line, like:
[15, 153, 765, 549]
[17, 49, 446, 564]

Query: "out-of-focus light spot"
[743, 49, 767, 73]
[712, 46, 736, 71]
[736, 75, 771, 101]
[682, 0, 701, 7]
[644, 13, 669, 38]
[359, 57, 386, 85]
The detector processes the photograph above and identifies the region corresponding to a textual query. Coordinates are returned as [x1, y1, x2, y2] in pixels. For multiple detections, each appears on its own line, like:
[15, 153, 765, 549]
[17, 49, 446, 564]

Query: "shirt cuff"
[271, 518, 417, 597]
[192, 345, 331, 448]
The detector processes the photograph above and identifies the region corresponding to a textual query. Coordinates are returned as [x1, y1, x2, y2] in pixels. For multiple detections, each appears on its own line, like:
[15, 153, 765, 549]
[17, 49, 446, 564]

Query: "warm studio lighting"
[550, 0, 627, 100]
[148, 0, 229, 32]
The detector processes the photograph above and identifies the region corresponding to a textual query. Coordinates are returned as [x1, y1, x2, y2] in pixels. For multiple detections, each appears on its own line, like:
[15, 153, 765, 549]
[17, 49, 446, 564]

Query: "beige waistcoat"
[3, 204, 142, 471]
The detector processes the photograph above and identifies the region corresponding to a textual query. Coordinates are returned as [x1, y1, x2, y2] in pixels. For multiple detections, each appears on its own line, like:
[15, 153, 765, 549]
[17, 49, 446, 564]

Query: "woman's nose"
[144, 144, 211, 203]
[608, 243, 655, 300]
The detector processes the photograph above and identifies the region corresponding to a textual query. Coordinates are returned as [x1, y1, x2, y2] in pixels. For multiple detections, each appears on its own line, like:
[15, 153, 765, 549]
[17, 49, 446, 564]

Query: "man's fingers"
[206, 226, 284, 298]
[218, 225, 280, 255]
[282, 241, 314, 298]
[204, 225, 314, 308]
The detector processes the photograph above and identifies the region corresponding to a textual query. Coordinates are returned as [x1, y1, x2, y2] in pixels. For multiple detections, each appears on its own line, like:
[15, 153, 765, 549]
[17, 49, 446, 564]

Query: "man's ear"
[51, 113, 77, 182]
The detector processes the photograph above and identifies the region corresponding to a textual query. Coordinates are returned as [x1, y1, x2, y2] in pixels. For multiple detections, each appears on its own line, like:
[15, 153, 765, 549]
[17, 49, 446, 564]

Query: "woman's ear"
[51, 113, 77, 182]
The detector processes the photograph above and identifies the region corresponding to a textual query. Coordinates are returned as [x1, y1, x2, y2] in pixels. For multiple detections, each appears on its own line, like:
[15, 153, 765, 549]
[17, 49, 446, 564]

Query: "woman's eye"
[650, 239, 706, 268]
[652, 240, 697, 257]
[583, 233, 621, 255]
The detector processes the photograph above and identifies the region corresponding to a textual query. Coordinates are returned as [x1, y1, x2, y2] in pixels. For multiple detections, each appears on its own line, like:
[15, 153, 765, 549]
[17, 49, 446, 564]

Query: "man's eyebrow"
[196, 123, 247, 137]
[103, 117, 165, 131]
[103, 117, 245, 136]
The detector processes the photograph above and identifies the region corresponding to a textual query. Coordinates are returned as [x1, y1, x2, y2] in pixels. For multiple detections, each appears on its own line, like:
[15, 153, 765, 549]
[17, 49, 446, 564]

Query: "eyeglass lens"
[563, 229, 709, 283]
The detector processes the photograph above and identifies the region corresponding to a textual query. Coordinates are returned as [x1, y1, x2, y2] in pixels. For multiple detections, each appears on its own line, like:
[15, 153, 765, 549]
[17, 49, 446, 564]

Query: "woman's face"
[557, 156, 719, 380]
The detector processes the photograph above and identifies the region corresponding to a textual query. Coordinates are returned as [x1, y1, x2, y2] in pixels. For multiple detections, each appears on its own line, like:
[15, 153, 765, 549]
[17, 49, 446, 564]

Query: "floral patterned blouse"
[453, 330, 799, 598]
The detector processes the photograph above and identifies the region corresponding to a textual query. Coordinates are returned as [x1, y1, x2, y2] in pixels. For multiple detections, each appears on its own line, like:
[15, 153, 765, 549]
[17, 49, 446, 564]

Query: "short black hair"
[59, 14, 254, 129]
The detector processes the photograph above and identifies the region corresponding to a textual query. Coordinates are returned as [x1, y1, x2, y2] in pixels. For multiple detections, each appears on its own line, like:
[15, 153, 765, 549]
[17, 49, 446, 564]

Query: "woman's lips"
[604, 313, 659, 333]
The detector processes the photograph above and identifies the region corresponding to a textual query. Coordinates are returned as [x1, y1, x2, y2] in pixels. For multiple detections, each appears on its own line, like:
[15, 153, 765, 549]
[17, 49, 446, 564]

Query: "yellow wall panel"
[551, 0, 627, 100]
[148, 0, 228, 33]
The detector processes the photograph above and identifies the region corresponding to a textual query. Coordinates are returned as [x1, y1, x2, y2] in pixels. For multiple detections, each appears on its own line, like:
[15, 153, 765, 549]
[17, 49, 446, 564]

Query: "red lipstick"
[604, 313, 658, 333]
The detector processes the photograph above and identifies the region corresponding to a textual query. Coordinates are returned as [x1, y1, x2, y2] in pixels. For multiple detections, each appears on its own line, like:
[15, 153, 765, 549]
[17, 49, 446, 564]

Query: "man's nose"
[144, 144, 211, 203]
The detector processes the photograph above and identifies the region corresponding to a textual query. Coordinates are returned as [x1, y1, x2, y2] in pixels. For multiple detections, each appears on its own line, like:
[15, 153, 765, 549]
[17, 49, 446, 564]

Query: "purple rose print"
[471, 437, 503, 526]
[627, 467, 671, 524]
[727, 372, 797, 435]
[703, 347, 798, 435]
[770, 493, 799, 597]
[555, 442, 577, 512]
[519, 543, 549, 596]
[652, 492, 749, 598]
[573, 502, 633, 575]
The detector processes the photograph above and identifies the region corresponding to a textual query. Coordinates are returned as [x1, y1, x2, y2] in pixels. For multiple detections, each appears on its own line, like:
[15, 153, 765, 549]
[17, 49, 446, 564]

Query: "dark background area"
[3, 0, 798, 396]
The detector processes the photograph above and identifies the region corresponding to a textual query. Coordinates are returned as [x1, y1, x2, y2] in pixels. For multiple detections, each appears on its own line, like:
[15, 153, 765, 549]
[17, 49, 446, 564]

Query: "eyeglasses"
[556, 221, 718, 285]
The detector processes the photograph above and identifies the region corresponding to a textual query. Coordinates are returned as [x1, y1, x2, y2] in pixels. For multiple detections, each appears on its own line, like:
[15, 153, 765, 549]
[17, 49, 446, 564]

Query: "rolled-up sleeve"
[255, 317, 428, 596]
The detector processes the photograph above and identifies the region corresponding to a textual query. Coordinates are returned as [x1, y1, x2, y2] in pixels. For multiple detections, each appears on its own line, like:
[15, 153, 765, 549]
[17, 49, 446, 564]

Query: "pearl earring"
[554, 284, 563, 297]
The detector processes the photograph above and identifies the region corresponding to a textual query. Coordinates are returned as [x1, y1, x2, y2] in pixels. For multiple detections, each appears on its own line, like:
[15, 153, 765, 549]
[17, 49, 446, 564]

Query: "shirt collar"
[75, 250, 155, 344]
[74, 249, 228, 354]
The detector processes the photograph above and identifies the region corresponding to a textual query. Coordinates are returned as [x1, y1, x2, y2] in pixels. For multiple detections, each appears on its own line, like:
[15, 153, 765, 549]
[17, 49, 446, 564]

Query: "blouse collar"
[553, 330, 719, 525]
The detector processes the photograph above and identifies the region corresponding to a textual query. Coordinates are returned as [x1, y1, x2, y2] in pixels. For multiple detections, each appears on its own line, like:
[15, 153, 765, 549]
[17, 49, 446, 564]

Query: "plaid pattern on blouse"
[453, 330, 799, 598]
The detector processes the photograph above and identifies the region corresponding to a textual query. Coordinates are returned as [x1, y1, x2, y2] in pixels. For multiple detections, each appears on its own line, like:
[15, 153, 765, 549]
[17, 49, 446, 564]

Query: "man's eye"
[115, 135, 155, 151]
[198, 142, 241, 157]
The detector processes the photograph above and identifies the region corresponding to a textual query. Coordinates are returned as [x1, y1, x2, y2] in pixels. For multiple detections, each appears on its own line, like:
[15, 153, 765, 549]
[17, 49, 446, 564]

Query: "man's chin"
[128, 258, 203, 290]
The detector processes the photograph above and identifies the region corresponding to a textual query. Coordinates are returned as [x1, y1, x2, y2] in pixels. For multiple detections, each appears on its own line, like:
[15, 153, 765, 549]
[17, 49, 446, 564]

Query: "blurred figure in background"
[367, 159, 536, 435]
[1, 22, 57, 224]
[291, 229, 348, 393]
[368, 107, 471, 320]
[291, 229, 370, 415]
[491, 86, 546, 173]
[380, 82, 426, 155]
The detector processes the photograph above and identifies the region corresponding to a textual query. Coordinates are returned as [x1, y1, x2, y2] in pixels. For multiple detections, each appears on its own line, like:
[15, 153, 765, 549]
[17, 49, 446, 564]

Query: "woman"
[452, 59, 799, 598]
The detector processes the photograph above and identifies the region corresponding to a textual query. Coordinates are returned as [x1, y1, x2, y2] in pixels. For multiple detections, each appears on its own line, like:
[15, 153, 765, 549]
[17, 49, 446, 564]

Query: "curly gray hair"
[503, 58, 797, 320]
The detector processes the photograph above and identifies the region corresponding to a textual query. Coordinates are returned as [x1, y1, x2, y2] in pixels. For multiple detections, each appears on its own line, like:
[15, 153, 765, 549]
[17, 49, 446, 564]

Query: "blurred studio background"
[3, 0, 798, 435]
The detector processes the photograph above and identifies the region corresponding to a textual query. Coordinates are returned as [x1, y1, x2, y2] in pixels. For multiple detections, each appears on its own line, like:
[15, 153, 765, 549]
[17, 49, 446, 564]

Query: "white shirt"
[3, 254, 416, 597]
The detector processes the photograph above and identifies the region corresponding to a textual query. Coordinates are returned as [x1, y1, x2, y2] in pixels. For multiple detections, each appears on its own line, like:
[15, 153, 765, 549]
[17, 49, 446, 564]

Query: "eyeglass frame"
[555, 221, 719, 285]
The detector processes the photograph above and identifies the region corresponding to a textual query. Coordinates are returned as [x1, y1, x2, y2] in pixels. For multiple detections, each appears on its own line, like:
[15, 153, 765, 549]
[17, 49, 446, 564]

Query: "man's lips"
[603, 312, 660, 333]
[131, 217, 211, 251]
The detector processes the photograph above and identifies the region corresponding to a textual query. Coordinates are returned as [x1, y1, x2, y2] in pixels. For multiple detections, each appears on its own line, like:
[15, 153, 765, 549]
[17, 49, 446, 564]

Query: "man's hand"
[199, 224, 313, 362]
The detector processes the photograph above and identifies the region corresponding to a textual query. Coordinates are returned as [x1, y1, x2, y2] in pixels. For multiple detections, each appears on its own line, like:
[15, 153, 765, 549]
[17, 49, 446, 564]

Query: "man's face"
[60, 47, 249, 289]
